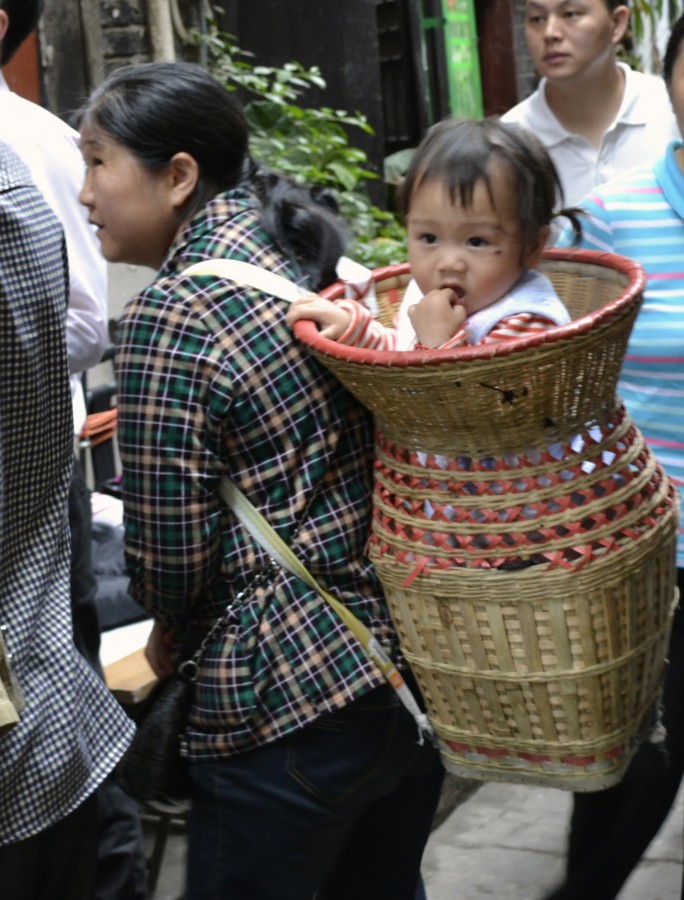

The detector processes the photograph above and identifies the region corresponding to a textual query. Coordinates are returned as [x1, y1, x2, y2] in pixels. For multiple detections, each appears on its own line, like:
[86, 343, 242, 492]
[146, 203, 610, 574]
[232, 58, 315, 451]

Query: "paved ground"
[145, 777, 683, 899]
[422, 780, 683, 900]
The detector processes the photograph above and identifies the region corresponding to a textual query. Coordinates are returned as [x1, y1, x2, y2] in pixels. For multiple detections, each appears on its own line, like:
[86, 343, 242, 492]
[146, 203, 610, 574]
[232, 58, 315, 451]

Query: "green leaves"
[195, 23, 406, 269]
[630, 1, 659, 45]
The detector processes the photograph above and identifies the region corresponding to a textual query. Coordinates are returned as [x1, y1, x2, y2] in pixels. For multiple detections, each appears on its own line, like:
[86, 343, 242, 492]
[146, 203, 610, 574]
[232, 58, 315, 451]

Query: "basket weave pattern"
[370, 409, 671, 576]
[295, 250, 679, 790]
[315, 255, 645, 458]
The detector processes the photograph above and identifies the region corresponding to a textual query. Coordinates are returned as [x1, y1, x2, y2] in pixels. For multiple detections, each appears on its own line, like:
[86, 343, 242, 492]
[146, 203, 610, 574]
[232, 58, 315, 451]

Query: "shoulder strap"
[218, 476, 433, 744]
[183, 259, 303, 304]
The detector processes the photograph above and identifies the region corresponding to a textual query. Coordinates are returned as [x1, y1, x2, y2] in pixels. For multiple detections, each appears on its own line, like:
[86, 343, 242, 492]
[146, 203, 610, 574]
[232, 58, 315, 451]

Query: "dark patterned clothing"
[0, 143, 133, 844]
[116, 184, 400, 759]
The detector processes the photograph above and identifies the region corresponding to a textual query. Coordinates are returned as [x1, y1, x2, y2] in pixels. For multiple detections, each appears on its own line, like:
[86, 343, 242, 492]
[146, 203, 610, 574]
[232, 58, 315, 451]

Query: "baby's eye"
[420, 233, 438, 245]
[467, 236, 488, 248]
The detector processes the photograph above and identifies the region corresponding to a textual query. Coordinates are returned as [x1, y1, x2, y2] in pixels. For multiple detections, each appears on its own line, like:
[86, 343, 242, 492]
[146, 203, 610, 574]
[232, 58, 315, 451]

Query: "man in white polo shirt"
[502, 0, 678, 206]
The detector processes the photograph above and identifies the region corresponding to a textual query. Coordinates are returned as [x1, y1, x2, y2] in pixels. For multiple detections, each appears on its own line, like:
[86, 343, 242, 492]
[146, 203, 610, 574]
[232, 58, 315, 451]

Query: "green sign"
[443, 0, 482, 118]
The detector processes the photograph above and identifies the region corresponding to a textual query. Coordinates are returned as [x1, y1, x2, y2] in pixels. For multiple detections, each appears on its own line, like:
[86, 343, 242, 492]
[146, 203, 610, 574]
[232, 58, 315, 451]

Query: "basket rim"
[293, 248, 646, 368]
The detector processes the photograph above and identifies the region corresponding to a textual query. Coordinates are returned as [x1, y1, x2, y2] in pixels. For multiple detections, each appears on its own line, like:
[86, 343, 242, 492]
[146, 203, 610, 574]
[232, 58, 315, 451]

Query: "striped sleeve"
[336, 298, 398, 350]
[482, 313, 559, 342]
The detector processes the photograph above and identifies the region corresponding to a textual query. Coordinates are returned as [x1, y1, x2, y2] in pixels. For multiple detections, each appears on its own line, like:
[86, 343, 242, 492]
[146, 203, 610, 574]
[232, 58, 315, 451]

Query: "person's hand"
[285, 292, 352, 340]
[408, 288, 467, 348]
[145, 619, 175, 679]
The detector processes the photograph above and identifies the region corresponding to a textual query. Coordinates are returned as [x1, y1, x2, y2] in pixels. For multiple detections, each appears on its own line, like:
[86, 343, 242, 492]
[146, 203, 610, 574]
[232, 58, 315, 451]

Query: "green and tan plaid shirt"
[116, 185, 399, 758]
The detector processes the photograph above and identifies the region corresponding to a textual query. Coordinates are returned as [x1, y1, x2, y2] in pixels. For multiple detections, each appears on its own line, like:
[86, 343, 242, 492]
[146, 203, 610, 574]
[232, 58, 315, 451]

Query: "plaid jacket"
[116, 184, 400, 758]
[0, 143, 133, 844]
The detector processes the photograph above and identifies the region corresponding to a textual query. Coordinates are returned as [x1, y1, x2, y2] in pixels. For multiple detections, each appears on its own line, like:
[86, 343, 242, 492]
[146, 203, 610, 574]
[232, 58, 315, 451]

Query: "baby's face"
[406, 167, 529, 319]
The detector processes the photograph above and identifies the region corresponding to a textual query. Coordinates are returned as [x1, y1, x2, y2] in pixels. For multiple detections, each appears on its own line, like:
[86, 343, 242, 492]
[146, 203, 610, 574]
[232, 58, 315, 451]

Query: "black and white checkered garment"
[0, 143, 133, 845]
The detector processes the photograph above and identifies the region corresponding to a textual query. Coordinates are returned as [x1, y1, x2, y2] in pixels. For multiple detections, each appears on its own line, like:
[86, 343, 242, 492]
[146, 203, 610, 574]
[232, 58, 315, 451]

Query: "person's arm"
[21, 130, 108, 374]
[116, 282, 229, 625]
[287, 293, 398, 350]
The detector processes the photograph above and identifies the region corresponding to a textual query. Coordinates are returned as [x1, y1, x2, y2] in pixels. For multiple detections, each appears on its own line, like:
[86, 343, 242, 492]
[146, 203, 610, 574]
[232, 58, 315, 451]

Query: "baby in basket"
[288, 119, 621, 575]
[286, 117, 582, 350]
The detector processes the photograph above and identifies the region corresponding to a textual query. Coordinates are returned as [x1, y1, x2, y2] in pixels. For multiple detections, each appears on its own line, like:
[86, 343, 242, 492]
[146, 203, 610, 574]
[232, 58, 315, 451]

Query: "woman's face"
[669, 43, 684, 140]
[79, 123, 182, 269]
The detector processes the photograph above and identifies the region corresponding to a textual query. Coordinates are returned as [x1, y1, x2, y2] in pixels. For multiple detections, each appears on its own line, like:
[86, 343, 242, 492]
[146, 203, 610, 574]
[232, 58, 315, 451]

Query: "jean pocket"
[286, 685, 403, 805]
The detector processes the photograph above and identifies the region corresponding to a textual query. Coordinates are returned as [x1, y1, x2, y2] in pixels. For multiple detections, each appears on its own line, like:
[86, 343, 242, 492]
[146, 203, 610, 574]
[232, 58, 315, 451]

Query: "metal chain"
[177, 559, 280, 682]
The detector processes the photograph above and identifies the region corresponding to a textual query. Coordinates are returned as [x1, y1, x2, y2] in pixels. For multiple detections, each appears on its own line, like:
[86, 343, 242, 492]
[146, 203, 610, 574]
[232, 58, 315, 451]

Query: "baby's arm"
[286, 293, 352, 340]
[408, 289, 467, 348]
[287, 293, 398, 350]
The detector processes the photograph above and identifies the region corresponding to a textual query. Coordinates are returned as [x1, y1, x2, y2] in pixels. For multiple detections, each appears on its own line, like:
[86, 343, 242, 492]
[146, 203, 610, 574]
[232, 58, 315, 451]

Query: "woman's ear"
[523, 225, 551, 268]
[611, 6, 630, 46]
[167, 152, 200, 210]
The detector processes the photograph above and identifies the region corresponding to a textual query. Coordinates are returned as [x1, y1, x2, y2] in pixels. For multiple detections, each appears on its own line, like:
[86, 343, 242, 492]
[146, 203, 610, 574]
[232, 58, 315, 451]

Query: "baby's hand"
[408, 289, 467, 348]
[285, 292, 352, 340]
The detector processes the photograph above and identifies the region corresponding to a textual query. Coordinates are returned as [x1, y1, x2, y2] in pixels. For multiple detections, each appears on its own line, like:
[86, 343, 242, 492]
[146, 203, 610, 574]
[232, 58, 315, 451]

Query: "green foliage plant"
[195, 24, 407, 269]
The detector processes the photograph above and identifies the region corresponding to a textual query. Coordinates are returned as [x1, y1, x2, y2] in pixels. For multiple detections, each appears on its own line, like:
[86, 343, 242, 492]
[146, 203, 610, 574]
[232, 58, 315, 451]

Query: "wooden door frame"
[475, 0, 519, 116]
[4, 31, 40, 103]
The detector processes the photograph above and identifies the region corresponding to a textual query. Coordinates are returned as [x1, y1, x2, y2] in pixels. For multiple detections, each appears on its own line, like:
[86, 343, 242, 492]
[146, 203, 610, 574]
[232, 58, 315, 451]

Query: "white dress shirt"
[502, 62, 679, 207]
[0, 71, 108, 433]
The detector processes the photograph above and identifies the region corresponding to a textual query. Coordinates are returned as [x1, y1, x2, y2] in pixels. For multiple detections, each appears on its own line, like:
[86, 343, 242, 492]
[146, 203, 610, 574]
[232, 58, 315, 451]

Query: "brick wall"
[100, 0, 149, 72]
[513, 0, 538, 101]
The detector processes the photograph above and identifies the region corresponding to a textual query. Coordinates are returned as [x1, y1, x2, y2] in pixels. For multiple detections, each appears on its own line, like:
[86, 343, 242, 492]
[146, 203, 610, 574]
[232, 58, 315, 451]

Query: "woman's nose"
[79, 176, 92, 209]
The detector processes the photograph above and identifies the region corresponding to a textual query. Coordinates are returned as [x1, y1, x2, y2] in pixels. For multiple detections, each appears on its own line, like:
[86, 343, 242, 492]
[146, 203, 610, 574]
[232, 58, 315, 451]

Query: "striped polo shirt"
[556, 140, 684, 564]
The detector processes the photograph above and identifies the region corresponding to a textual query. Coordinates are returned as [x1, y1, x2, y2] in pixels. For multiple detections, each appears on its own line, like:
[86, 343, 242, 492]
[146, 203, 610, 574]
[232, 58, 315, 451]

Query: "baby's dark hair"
[78, 62, 344, 289]
[399, 117, 582, 252]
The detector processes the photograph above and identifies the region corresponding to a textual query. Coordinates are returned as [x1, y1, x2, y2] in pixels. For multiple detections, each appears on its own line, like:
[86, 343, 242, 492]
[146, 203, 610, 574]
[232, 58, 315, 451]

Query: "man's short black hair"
[0, 1, 44, 67]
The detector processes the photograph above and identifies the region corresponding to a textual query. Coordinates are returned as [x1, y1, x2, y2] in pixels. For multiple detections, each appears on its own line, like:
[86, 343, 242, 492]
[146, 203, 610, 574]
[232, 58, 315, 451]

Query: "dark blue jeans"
[186, 680, 444, 899]
[544, 572, 684, 900]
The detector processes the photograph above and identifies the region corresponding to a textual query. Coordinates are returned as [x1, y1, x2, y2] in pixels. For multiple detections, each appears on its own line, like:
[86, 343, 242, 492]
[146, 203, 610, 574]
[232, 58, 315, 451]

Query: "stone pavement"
[422, 779, 683, 900]
[147, 778, 682, 899]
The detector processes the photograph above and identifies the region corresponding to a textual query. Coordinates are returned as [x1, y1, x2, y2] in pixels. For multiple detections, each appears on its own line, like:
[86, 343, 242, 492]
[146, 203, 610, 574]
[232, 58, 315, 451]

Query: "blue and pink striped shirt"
[557, 140, 684, 564]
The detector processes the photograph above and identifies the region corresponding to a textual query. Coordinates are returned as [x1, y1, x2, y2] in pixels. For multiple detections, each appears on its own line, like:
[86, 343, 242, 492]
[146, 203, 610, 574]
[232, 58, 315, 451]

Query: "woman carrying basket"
[77, 61, 443, 900]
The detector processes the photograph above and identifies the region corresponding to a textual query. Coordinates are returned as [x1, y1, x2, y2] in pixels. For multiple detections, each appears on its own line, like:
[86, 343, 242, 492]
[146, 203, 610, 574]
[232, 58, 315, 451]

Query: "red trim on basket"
[444, 740, 625, 768]
[293, 250, 646, 367]
[518, 752, 553, 763]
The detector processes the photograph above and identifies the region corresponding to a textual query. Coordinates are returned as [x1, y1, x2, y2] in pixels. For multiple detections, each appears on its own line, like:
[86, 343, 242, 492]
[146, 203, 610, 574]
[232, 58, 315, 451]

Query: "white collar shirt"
[0, 71, 108, 433]
[502, 62, 679, 207]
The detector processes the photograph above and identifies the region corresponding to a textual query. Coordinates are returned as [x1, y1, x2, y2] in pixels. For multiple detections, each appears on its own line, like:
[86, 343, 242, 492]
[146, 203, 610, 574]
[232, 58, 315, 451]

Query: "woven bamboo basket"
[294, 249, 679, 791]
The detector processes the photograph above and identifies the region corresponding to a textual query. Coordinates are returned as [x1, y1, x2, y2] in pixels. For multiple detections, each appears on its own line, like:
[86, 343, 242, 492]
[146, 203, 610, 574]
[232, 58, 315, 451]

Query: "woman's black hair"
[78, 62, 345, 289]
[399, 117, 583, 250]
[664, 13, 684, 89]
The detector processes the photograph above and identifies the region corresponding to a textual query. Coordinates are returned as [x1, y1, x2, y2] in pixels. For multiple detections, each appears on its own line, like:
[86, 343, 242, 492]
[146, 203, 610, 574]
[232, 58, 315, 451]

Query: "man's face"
[524, 1, 629, 83]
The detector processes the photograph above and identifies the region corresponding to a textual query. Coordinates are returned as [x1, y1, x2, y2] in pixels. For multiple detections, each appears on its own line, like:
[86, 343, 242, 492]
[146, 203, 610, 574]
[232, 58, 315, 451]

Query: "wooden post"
[78, 0, 105, 90]
[475, 0, 520, 116]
